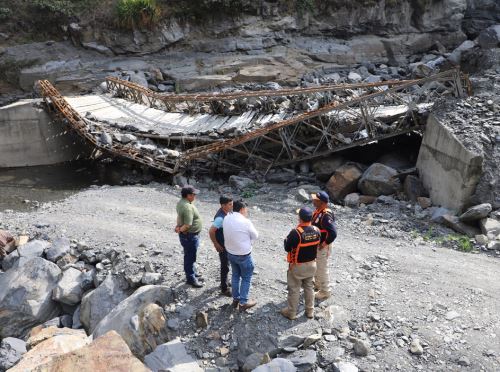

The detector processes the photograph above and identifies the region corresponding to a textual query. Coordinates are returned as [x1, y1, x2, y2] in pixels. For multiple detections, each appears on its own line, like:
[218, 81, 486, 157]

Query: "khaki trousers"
[287, 261, 317, 316]
[314, 243, 332, 295]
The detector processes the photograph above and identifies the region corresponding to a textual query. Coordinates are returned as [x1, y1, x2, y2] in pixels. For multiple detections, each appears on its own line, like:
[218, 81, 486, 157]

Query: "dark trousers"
[219, 250, 230, 291]
[179, 233, 199, 283]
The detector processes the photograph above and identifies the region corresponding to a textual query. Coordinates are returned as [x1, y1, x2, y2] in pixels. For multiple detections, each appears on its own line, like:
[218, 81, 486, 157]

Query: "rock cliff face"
[72, 0, 470, 60]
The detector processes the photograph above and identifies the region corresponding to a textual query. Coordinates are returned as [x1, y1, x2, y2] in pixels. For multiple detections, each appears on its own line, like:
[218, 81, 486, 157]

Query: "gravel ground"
[1, 183, 499, 371]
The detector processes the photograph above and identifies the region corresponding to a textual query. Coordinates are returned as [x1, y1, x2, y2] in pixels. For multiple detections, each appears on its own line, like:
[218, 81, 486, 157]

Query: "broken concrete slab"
[417, 115, 483, 213]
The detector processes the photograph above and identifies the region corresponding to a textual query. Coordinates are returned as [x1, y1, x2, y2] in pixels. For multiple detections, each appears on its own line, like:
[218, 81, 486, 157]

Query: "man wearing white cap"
[311, 191, 337, 300]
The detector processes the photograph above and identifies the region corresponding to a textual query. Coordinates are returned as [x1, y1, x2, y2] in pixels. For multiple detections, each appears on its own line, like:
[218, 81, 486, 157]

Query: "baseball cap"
[181, 185, 200, 196]
[297, 207, 313, 222]
[311, 191, 329, 203]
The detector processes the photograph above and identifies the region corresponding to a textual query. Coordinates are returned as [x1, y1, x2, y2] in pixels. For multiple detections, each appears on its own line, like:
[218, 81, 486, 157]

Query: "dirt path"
[1, 184, 499, 371]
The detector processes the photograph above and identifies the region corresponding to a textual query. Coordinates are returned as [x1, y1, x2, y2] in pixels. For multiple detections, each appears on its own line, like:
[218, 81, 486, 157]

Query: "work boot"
[239, 300, 257, 312]
[221, 288, 232, 297]
[305, 309, 314, 319]
[231, 299, 240, 309]
[187, 279, 204, 288]
[280, 308, 297, 320]
[315, 291, 331, 300]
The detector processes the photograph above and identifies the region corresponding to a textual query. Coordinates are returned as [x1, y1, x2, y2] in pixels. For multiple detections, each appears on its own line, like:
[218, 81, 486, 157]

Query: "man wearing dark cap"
[175, 185, 204, 288]
[281, 207, 321, 320]
[311, 191, 337, 300]
[208, 195, 233, 296]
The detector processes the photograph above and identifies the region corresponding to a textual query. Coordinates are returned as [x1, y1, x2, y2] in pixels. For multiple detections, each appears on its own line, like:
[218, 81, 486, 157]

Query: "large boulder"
[326, 163, 364, 201]
[2, 240, 51, 271]
[459, 203, 492, 222]
[144, 338, 203, 372]
[0, 337, 26, 371]
[478, 25, 500, 49]
[403, 175, 426, 202]
[80, 274, 130, 333]
[229, 175, 256, 190]
[441, 215, 481, 238]
[45, 238, 71, 263]
[52, 268, 85, 306]
[25, 331, 149, 372]
[311, 155, 346, 181]
[0, 257, 62, 339]
[92, 285, 174, 359]
[479, 218, 500, 237]
[27, 327, 86, 350]
[9, 330, 90, 372]
[358, 163, 401, 196]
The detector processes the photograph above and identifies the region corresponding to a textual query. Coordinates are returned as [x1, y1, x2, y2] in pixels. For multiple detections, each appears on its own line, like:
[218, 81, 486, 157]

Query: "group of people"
[175, 185, 337, 319]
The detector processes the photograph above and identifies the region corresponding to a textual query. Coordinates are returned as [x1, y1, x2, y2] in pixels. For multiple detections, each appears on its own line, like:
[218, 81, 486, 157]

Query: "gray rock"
[302, 334, 321, 348]
[100, 132, 113, 146]
[144, 338, 203, 372]
[348, 71, 362, 82]
[430, 207, 454, 223]
[358, 163, 401, 196]
[457, 355, 471, 366]
[353, 339, 371, 357]
[403, 175, 426, 202]
[459, 203, 492, 222]
[288, 350, 317, 371]
[167, 318, 180, 331]
[128, 71, 149, 88]
[335, 362, 359, 372]
[311, 155, 346, 182]
[344, 193, 360, 208]
[142, 272, 162, 285]
[72, 305, 82, 329]
[296, 189, 310, 203]
[80, 274, 130, 333]
[441, 215, 480, 238]
[243, 352, 265, 372]
[0, 257, 62, 338]
[252, 358, 296, 372]
[478, 25, 500, 49]
[475, 234, 489, 245]
[52, 267, 84, 305]
[479, 218, 500, 236]
[487, 240, 500, 250]
[60, 314, 73, 328]
[409, 339, 423, 355]
[45, 237, 71, 263]
[92, 285, 174, 358]
[2, 240, 51, 271]
[0, 337, 27, 371]
[279, 335, 305, 349]
[266, 170, 296, 184]
[229, 175, 256, 190]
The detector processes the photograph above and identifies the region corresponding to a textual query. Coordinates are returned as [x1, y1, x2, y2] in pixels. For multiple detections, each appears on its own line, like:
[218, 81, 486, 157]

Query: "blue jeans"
[179, 233, 199, 283]
[227, 252, 254, 305]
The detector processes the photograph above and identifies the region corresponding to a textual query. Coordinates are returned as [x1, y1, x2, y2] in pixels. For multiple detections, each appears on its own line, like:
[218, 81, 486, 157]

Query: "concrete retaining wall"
[416, 114, 483, 213]
[0, 99, 89, 168]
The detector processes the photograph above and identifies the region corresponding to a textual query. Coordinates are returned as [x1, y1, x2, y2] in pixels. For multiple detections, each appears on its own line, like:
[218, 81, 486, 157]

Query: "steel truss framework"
[38, 69, 470, 175]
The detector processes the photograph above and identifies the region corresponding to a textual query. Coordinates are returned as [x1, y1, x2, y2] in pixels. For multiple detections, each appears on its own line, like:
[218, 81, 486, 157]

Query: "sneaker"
[280, 308, 297, 320]
[231, 299, 240, 309]
[187, 279, 204, 288]
[314, 291, 331, 300]
[305, 309, 314, 319]
[221, 288, 232, 297]
[239, 300, 257, 312]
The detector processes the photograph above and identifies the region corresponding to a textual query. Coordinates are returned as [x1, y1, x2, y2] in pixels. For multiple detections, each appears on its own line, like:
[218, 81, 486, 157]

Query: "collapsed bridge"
[37, 69, 471, 175]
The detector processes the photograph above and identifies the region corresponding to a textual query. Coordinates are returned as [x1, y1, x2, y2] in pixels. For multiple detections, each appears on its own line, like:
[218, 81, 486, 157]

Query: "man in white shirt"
[223, 200, 259, 311]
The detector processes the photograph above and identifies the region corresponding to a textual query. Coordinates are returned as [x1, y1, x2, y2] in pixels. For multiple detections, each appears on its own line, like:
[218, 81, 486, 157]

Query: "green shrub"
[116, 0, 161, 29]
[0, 7, 11, 21]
